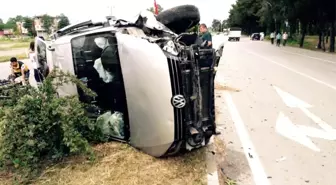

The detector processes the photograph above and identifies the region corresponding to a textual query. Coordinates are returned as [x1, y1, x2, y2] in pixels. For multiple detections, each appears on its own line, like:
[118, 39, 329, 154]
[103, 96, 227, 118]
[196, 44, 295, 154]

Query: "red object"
[154, 0, 159, 15]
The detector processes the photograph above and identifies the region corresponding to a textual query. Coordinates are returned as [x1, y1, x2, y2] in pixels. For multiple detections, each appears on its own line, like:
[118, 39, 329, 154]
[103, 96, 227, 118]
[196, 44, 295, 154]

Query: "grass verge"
[0, 38, 33, 43]
[0, 42, 30, 51]
[0, 53, 27, 63]
[0, 142, 207, 185]
[264, 35, 335, 52]
[286, 36, 318, 50]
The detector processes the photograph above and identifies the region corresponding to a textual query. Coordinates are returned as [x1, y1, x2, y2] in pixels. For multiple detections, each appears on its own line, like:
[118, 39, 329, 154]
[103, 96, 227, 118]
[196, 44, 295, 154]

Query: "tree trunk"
[326, 23, 329, 44]
[330, 21, 335, 52]
[299, 22, 307, 48]
[289, 20, 297, 39]
[326, 35, 329, 44]
[322, 31, 326, 52]
[307, 23, 312, 35]
[318, 32, 322, 49]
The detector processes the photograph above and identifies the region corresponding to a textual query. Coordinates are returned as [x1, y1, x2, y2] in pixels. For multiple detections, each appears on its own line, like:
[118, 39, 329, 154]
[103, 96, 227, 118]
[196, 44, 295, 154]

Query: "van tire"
[156, 5, 200, 34]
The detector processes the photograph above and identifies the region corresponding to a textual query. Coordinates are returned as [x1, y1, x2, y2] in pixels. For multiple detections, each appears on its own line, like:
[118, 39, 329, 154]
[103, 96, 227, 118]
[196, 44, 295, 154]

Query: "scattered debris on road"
[215, 83, 241, 92]
[276, 156, 287, 162]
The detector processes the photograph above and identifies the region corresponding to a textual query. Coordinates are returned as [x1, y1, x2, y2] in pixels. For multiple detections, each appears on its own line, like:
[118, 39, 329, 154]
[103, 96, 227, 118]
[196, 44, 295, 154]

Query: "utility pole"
[107, 6, 114, 16]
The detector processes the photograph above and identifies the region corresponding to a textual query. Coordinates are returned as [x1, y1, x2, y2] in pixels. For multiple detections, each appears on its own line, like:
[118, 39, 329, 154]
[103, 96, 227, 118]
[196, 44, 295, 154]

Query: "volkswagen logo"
[171, 94, 186, 109]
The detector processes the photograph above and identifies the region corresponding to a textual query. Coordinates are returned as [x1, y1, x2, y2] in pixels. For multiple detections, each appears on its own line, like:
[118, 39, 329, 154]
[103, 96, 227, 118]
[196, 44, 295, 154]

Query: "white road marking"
[255, 40, 336, 64]
[280, 50, 336, 64]
[276, 112, 321, 152]
[215, 73, 270, 185]
[273, 86, 312, 108]
[246, 50, 336, 91]
[274, 86, 336, 134]
[274, 86, 336, 151]
[223, 91, 271, 185]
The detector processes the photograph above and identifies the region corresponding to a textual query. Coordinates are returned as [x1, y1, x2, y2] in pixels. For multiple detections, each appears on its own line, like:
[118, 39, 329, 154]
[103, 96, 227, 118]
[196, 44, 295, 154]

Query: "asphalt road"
[215, 37, 336, 185]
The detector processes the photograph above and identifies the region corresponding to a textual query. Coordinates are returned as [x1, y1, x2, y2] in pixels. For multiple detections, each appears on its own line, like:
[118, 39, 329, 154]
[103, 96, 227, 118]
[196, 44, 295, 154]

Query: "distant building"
[34, 15, 60, 38]
[16, 22, 28, 35]
[3, 29, 14, 36]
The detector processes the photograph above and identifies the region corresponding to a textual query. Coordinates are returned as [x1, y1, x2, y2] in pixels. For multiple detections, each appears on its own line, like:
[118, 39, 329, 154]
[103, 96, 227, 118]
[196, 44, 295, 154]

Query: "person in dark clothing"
[9, 57, 30, 84]
[270, 32, 275, 45]
[199, 23, 212, 48]
[199, 23, 213, 68]
[276, 32, 281, 47]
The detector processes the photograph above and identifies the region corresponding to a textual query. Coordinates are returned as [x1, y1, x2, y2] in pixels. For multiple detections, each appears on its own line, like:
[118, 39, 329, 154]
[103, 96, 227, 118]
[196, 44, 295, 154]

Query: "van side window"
[70, 33, 124, 112]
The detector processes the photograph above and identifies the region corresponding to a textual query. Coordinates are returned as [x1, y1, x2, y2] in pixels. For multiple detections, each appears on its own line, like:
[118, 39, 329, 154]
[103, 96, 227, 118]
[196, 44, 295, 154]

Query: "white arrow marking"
[276, 112, 320, 152]
[273, 86, 312, 108]
[274, 86, 336, 135]
[274, 86, 336, 151]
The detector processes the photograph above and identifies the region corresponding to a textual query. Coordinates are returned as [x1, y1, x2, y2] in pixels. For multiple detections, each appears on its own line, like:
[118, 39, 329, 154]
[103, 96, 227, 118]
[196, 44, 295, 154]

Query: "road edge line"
[223, 91, 271, 185]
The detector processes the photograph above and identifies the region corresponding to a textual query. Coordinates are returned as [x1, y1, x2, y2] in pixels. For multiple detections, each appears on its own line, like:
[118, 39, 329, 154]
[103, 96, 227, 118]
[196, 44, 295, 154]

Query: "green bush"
[0, 68, 101, 180]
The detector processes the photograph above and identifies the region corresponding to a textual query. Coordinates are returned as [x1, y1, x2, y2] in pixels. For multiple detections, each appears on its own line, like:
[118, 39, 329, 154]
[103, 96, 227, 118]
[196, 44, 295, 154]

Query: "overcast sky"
[1, 0, 236, 26]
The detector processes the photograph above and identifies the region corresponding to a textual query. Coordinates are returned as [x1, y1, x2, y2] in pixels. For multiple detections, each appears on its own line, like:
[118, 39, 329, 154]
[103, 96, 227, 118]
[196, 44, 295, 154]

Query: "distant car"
[228, 27, 242, 41]
[251, 33, 261, 40]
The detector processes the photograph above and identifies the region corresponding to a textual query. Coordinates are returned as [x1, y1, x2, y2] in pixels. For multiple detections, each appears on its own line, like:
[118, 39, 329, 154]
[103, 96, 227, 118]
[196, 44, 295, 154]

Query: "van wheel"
[156, 5, 200, 34]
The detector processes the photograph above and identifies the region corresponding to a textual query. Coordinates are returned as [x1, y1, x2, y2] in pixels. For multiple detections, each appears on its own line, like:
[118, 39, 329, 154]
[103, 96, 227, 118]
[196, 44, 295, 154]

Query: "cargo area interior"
[71, 32, 129, 140]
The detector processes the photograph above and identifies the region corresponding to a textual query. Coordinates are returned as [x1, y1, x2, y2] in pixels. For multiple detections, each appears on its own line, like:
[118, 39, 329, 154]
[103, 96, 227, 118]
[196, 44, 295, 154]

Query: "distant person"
[8, 57, 30, 85]
[282, 32, 288, 46]
[260, 32, 265, 41]
[270, 32, 275, 44]
[27, 41, 44, 84]
[199, 23, 212, 48]
[276, 32, 281, 46]
[199, 23, 213, 68]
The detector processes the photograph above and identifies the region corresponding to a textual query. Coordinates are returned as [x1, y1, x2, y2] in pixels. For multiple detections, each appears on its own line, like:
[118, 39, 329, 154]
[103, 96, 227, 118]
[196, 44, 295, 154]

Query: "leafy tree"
[5, 16, 25, 30]
[58, 13, 70, 29]
[0, 18, 3, 31]
[5, 17, 18, 30]
[23, 17, 36, 36]
[211, 19, 222, 32]
[222, 20, 229, 29]
[41, 14, 54, 34]
[227, 0, 335, 52]
[147, 3, 164, 14]
[0, 68, 107, 182]
[15, 15, 24, 22]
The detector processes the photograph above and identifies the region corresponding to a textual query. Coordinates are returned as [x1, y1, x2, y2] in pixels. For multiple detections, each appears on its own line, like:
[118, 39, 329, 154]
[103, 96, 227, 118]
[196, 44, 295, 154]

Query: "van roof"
[52, 25, 118, 45]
